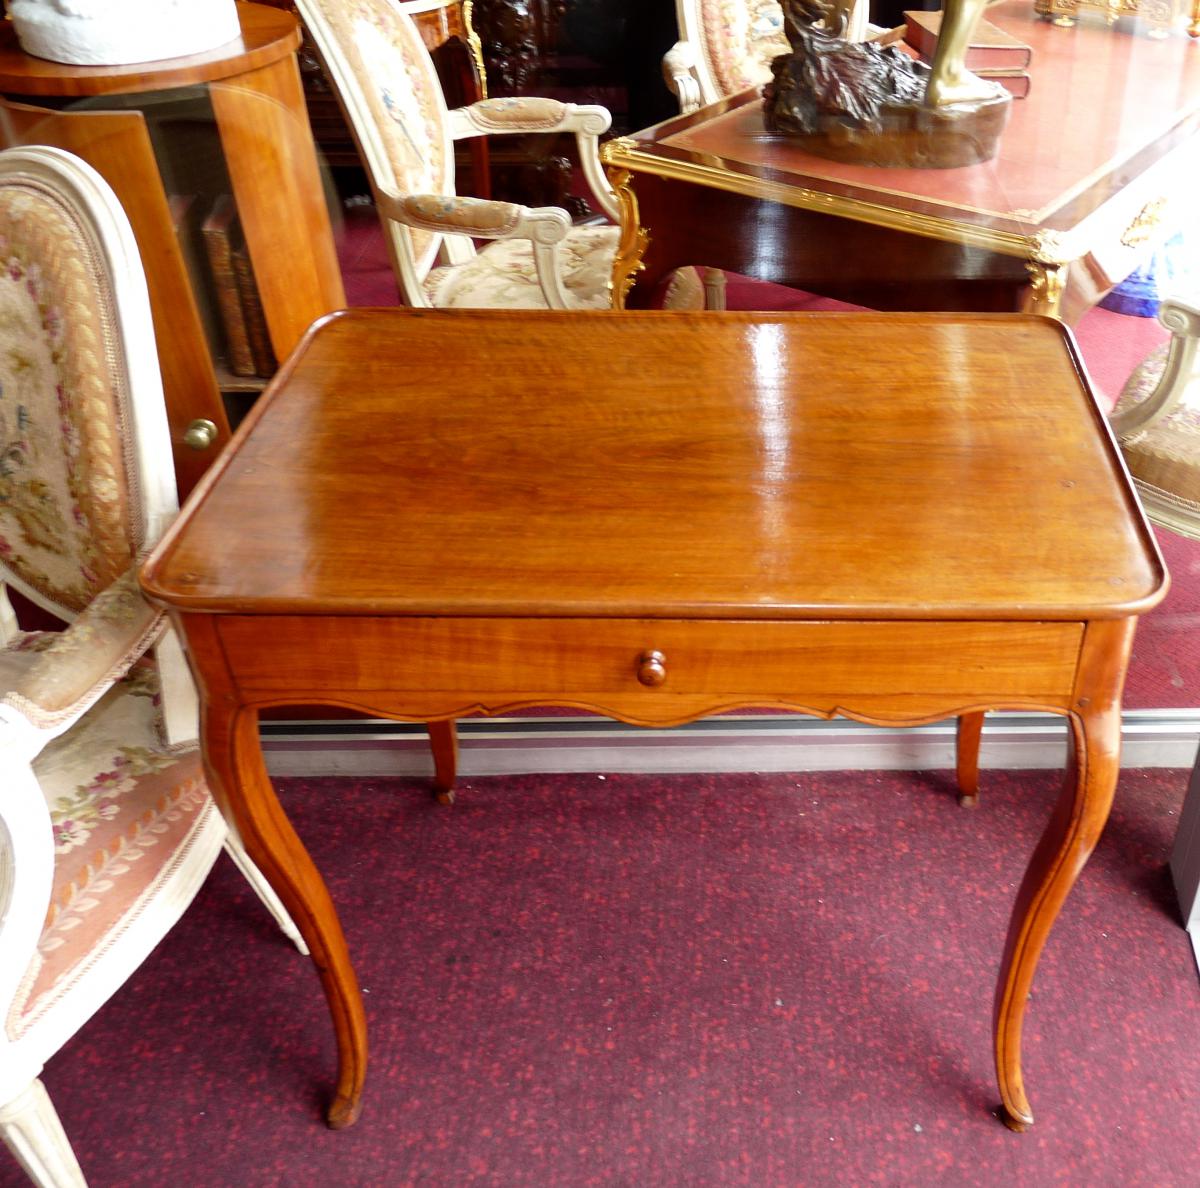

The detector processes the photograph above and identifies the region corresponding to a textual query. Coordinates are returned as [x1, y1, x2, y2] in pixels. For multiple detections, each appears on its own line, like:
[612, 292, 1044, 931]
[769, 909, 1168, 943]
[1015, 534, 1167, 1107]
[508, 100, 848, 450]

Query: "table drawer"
[218, 616, 1084, 705]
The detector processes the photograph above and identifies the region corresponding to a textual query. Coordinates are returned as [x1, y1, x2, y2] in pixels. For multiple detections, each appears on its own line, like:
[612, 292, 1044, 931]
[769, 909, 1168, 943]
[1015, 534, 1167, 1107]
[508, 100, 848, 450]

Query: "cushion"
[424, 225, 620, 310]
[4, 634, 214, 1040]
[423, 227, 707, 311]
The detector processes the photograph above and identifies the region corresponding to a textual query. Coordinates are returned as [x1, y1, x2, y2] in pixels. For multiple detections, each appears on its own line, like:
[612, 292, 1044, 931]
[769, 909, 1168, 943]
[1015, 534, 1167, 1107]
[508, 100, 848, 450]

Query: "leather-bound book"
[231, 239, 277, 378]
[201, 194, 254, 377]
[903, 11, 1033, 71]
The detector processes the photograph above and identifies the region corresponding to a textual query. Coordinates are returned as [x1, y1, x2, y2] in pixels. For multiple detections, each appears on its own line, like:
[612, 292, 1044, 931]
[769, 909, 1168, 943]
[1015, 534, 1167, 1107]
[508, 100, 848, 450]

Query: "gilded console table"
[605, 0, 1200, 321]
[142, 308, 1165, 1134]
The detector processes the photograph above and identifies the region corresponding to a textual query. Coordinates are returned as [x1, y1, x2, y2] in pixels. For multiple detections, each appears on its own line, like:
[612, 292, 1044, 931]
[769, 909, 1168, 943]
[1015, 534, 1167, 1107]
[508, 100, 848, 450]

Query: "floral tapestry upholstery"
[423, 225, 620, 310]
[696, 0, 788, 97]
[329, 0, 450, 280]
[3, 636, 211, 1041]
[1112, 341, 1200, 515]
[0, 178, 138, 617]
[2, 568, 161, 728]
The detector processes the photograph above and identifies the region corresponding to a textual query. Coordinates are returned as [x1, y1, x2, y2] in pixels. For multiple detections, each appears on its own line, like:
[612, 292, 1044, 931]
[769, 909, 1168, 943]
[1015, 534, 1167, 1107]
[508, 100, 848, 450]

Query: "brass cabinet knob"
[184, 418, 219, 450]
[636, 649, 667, 687]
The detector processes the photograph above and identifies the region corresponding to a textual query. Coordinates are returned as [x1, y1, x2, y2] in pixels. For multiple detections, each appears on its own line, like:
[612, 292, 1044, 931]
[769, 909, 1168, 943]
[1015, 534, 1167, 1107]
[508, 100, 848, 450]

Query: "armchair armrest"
[449, 97, 610, 138]
[662, 40, 703, 115]
[1, 568, 163, 739]
[382, 193, 569, 244]
[379, 192, 576, 307]
[447, 98, 619, 224]
[1111, 295, 1200, 439]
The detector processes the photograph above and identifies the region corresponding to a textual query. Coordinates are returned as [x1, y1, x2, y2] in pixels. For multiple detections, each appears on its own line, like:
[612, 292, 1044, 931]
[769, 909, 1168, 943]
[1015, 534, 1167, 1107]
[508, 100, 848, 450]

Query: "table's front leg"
[993, 618, 1134, 1130]
[202, 695, 367, 1130]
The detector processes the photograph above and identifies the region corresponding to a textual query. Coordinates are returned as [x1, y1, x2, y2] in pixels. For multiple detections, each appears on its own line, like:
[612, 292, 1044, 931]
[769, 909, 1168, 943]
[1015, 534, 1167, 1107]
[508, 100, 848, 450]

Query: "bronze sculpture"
[763, 0, 1011, 168]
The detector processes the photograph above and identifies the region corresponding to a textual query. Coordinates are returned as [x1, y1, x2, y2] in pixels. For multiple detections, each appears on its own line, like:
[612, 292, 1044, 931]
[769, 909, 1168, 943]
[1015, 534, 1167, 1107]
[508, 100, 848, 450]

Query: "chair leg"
[221, 837, 310, 956]
[0, 1079, 87, 1188]
[956, 712, 985, 807]
[701, 267, 727, 311]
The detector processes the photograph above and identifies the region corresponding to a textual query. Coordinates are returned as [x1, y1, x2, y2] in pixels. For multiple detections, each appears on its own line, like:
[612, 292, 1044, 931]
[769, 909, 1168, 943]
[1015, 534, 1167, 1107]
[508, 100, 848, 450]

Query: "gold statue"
[924, 0, 1004, 106]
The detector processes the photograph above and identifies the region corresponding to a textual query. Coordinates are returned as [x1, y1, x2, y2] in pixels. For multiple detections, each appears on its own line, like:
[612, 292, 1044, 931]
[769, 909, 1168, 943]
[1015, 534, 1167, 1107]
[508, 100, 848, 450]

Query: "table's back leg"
[992, 618, 1133, 1130]
[427, 718, 459, 804]
[956, 711, 985, 807]
[202, 697, 368, 1130]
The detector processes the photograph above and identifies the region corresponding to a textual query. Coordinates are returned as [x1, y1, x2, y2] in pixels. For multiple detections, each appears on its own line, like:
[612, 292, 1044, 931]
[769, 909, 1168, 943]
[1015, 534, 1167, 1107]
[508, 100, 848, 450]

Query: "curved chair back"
[296, 0, 459, 303]
[0, 146, 176, 625]
[675, 0, 789, 105]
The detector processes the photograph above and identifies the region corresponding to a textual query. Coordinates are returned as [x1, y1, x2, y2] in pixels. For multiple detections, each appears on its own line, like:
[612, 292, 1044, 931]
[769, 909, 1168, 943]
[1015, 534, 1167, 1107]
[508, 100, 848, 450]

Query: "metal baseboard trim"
[262, 709, 1200, 778]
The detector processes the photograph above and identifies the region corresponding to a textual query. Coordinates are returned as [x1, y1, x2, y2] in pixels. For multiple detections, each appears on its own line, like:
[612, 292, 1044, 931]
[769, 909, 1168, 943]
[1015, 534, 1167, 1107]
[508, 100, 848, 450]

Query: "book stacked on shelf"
[902, 11, 1032, 99]
[171, 192, 276, 383]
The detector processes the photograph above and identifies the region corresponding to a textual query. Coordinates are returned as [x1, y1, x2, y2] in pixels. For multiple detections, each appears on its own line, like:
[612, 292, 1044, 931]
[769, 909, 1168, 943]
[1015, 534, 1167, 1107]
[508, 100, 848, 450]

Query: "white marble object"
[9, 0, 242, 67]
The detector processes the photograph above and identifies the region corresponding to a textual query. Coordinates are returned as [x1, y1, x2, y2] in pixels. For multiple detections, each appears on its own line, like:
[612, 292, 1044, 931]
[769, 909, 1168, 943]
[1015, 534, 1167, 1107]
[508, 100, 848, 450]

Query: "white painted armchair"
[0, 146, 304, 1188]
[298, 0, 645, 309]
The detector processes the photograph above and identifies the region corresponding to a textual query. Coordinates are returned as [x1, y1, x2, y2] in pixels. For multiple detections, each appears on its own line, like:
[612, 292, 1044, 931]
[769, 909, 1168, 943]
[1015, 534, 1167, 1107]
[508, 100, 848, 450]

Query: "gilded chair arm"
[662, 40, 703, 115]
[447, 98, 619, 224]
[1111, 295, 1200, 440]
[1, 568, 164, 739]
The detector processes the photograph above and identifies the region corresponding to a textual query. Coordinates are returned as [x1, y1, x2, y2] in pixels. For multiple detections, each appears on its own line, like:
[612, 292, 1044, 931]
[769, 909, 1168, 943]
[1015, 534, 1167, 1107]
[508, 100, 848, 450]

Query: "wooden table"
[604, 0, 1200, 321]
[0, 2, 346, 494]
[141, 308, 1167, 1133]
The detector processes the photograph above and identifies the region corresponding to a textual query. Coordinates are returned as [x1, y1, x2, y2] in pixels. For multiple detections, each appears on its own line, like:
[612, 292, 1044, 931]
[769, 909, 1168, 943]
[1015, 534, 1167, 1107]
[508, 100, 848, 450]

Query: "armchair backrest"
[296, 0, 456, 299]
[676, 0, 789, 105]
[0, 146, 176, 625]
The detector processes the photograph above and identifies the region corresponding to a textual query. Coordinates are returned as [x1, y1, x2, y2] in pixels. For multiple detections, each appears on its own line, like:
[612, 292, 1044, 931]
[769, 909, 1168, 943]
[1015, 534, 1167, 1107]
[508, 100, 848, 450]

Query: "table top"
[612, 1, 1200, 249]
[140, 309, 1165, 622]
[0, 3, 299, 97]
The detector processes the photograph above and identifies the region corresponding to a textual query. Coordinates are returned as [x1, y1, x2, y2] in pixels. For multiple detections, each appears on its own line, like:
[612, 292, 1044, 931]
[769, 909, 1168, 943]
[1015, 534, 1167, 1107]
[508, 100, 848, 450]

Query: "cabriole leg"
[992, 619, 1133, 1130]
[203, 699, 367, 1129]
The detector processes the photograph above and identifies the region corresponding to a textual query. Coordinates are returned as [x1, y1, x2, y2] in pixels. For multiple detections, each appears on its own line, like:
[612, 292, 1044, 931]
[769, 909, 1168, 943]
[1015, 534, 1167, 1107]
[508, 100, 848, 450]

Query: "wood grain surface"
[143, 309, 1164, 620]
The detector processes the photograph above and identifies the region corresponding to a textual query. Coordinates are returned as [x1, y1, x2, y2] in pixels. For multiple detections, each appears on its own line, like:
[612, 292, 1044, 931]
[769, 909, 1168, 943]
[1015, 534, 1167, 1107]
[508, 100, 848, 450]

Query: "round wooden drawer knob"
[636, 650, 667, 687]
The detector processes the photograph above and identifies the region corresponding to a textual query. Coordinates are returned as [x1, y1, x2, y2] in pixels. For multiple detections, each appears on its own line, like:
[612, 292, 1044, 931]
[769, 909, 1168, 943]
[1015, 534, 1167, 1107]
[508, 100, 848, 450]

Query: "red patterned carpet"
[21, 767, 1199, 1187]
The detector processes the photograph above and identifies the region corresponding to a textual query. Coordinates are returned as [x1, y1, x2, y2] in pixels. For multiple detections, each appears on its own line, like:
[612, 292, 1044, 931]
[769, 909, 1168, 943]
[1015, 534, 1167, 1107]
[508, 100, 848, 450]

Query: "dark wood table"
[141, 308, 1166, 1134]
[603, 0, 1200, 321]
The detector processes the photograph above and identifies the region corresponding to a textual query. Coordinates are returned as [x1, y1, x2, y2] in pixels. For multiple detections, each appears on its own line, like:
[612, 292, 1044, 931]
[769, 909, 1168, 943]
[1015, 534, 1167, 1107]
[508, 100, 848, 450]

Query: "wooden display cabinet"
[0, 3, 345, 497]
